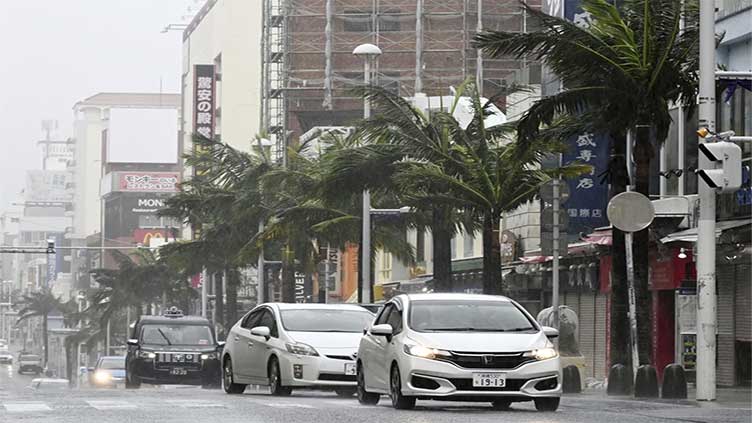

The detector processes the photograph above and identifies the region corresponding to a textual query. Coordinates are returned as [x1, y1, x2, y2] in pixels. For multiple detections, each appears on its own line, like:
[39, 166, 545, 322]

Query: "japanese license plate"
[344, 363, 356, 376]
[472, 373, 506, 388]
[170, 368, 188, 376]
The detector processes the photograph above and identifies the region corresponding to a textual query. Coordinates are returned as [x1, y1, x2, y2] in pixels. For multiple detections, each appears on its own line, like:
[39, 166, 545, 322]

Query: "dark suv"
[125, 308, 223, 389]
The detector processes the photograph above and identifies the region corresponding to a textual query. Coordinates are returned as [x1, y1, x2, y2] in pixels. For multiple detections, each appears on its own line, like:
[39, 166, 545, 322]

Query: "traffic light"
[46, 239, 55, 254]
[696, 141, 742, 192]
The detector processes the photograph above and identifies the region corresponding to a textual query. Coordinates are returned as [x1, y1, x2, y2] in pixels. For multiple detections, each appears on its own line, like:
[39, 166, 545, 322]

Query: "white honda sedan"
[356, 293, 561, 411]
[222, 303, 375, 396]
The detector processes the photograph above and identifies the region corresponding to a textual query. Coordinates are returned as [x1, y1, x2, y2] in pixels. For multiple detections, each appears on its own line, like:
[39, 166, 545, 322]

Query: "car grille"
[448, 378, 529, 392]
[318, 373, 356, 382]
[440, 352, 536, 370]
[155, 352, 201, 369]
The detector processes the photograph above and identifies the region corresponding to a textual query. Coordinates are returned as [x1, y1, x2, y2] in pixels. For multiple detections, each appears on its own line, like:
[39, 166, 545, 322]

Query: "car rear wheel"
[389, 364, 415, 410]
[268, 357, 292, 396]
[222, 358, 246, 394]
[356, 362, 380, 405]
[491, 399, 512, 410]
[534, 397, 560, 412]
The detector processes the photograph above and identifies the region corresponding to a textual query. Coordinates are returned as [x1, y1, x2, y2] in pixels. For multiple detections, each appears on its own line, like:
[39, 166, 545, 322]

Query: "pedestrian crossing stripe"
[166, 400, 225, 408]
[3, 402, 52, 412]
[264, 403, 315, 408]
[86, 400, 137, 410]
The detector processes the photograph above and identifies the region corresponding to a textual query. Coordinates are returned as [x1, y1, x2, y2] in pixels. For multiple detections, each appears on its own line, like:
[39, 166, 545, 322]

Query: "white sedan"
[357, 293, 562, 411]
[222, 303, 375, 396]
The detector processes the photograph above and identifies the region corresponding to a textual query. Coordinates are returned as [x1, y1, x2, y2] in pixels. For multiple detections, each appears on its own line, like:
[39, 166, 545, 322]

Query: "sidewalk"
[573, 385, 751, 409]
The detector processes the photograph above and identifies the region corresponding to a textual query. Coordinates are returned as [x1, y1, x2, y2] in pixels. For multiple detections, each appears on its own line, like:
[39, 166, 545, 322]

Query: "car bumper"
[399, 354, 561, 399]
[279, 353, 357, 388]
[131, 359, 220, 385]
[0, 358, 12, 364]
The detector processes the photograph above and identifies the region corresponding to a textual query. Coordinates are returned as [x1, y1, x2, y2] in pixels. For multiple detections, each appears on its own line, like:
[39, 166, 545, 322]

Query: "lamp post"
[353, 43, 382, 304]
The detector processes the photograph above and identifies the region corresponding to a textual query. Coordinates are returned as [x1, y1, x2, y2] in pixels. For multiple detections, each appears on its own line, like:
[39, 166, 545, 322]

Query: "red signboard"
[119, 172, 179, 192]
[132, 229, 170, 245]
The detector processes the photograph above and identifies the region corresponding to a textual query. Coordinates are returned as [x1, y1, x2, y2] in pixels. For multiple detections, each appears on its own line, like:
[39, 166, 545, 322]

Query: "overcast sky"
[0, 0, 200, 208]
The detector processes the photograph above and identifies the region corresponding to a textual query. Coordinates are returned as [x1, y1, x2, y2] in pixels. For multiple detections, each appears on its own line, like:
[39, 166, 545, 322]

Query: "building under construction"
[261, 0, 542, 160]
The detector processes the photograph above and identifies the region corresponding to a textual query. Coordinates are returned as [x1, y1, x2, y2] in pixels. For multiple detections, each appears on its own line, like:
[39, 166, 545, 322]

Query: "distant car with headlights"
[221, 303, 376, 396]
[356, 293, 562, 411]
[125, 307, 223, 389]
[18, 353, 43, 375]
[89, 356, 126, 388]
[0, 350, 13, 364]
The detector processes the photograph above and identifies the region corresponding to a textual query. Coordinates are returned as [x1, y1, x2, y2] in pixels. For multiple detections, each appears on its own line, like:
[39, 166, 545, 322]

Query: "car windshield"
[408, 300, 537, 333]
[98, 357, 125, 369]
[281, 309, 375, 333]
[140, 324, 214, 346]
[20, 355, 40, 361]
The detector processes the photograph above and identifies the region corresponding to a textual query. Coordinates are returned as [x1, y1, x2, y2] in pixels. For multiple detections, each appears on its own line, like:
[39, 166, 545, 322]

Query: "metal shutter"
[735, 264, 752, 342]
[717, 264, 736, 386]
[594, 293, 608, 379]
[579, 292, 596, 379]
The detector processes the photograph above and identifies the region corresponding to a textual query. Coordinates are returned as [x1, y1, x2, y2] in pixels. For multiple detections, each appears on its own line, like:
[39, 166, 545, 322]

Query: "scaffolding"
[260, 0, 541, 157]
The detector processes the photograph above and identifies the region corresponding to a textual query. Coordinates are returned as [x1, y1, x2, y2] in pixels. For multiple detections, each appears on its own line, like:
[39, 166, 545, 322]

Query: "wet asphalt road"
[0, 361, 749, 422]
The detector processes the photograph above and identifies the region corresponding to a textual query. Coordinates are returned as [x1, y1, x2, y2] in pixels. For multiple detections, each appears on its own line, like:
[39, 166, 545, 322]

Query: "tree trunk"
[432, 208, 454, 292]
[225, 268, 239, 329]
[633, 125, 654, 365]
[281, 244, 296, 303]
[482, 211, 502, 295]
[214, 272, 224, 331]
[609, 133, 631, 368]
[42, 314, 49, 369]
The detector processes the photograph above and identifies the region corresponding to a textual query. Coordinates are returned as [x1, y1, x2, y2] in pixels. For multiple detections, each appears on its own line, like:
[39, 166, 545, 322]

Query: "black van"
[125, 307, 223, 388]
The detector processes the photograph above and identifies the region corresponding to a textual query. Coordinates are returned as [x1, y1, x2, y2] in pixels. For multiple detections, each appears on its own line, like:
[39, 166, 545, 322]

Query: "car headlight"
[93, 371, 111, 383]
[200, 352, 218, 360]
[524, 348, 558, 361]
[403, 342, 452, 360]
[138, 351, 156, 359]
[285, 342, 319, 356]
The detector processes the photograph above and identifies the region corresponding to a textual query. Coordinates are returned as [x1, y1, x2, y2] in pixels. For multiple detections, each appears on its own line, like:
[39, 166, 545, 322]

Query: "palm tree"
[474, 0, 699, 365]
[17, 288, 63, 368]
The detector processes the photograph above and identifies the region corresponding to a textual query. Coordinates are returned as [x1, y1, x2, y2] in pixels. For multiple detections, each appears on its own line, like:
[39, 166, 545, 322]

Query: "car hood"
[407, 330, 548, 353]
[287, 331, 362, 353]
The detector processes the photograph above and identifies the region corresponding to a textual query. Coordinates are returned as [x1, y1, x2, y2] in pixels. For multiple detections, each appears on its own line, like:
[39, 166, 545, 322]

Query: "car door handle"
[248, 341, 254, 348]
[234, 336, 240, 342]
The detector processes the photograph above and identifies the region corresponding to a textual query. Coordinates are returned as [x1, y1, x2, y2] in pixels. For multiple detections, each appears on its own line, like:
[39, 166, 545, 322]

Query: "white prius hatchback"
[356, 293, 561, 411]
[222, 303, 375, 397]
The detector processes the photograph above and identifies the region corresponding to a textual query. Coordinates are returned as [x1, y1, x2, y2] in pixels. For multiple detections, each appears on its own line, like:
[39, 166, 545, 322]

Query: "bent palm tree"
[17, 288, 63, 368]
[475, 0, 699, 365]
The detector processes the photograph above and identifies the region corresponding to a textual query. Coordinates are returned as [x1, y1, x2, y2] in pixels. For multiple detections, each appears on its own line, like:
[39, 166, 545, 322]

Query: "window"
[463, 232, 475, 258]
[343, 12, 371, 32]
[385, 306, 403, 334]
[408, 300, 537, 333]
[374, 303, 393, 326]
[416, 229, 425, 263]
[258, 309, 278, 338]
[140, 324, 214, 346]
[379, 251, 393, 281]
[280, 309, 374, 333]
[241, 310, 261, 329]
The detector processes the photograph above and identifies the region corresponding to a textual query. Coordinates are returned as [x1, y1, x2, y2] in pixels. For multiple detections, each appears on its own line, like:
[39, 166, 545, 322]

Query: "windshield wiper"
[156, 328, 173, 345]
[501, 327, 535, 332]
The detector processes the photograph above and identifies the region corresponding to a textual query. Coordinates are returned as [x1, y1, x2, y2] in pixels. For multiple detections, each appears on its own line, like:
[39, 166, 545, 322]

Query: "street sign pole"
[696, 0, 717, 401]
[552, 177, 560, 348]
[624, 228, 640, 379]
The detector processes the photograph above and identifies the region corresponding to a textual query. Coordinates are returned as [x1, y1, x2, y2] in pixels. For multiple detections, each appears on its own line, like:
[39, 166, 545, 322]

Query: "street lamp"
[353, 43, 382, 304]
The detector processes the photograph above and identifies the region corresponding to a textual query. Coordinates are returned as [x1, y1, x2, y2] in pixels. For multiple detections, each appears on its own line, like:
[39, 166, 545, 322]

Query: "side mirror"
[217, 341, 226, 349]
[127, 339, 139, 346]
[542, 326, 559, 339]
[370, 324, 393, 337]
[86, 367, 94, 372]
[250, 326, 271, 339]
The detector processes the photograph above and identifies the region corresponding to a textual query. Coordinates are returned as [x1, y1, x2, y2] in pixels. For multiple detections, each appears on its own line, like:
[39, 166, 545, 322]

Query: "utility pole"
[551, 178, 560, 347]
[696, 0, 717, 401]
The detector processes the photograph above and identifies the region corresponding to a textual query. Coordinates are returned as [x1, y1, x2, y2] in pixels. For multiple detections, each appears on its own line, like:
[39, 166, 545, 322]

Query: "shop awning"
[660, 219, 751, 243]
[583, 229, 612, 246]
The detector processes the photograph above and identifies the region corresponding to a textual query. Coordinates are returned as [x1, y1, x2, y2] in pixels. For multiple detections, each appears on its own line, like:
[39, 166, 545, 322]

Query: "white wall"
[182, 0, 264, 154]
[73, 107, 105, 238]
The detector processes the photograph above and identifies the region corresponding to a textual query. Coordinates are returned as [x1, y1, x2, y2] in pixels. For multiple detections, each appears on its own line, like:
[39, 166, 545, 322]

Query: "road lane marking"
[86, 400, 137, 410]
[3, 402, 52, 412]
[166, 400, 226, 408]
[264, 403, 315, 409]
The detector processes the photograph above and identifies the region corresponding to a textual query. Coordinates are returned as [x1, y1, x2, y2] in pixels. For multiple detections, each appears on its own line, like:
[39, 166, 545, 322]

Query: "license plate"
[472, 373, 506, 388]
[170, 368, 188, 376]
[344, 363, 356, 376]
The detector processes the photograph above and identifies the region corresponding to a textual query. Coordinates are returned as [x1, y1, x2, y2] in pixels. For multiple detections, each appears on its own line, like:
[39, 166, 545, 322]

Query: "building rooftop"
[74, 93, 180, 110]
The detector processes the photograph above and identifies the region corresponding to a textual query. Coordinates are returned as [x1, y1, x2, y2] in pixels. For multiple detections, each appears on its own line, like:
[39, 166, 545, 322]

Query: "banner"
[118, 172, 179, 192]
[193, 64, 216, 143]
[562, 132, 611, 234]
[25, 170, 73, 203]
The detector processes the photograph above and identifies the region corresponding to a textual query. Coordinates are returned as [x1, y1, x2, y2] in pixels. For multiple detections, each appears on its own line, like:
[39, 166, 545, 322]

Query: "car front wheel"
[222, 358, 246, 394]
[534, 397, 560, 412]
[125, 369, 141, 389]
[268, 357, 291, 396]
[356, 362, 379, 405]
[389, 364, 415, 410]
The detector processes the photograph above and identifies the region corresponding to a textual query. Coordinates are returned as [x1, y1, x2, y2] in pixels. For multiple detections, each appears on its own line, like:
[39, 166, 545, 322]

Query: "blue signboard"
[562, 132, 611, 234]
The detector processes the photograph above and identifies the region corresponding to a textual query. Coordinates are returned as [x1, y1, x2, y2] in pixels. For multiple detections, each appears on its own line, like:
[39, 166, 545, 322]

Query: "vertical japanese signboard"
[192, 64, 216, 240]
[562, 132, 610, 234]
